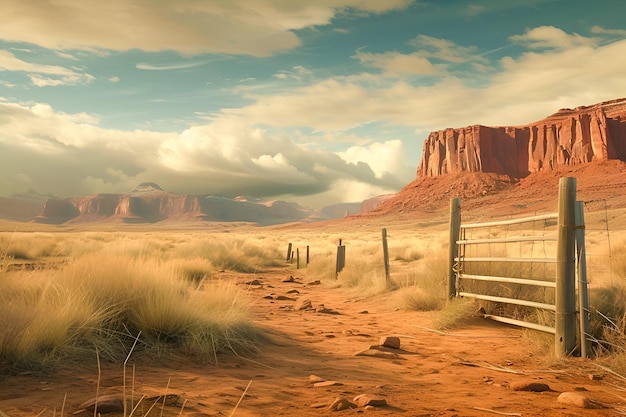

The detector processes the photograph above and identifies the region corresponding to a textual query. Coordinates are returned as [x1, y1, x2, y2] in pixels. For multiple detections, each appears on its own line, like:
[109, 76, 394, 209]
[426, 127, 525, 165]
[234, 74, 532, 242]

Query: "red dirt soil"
[0, 267, 623, 417]
[2, 162, 626, 416]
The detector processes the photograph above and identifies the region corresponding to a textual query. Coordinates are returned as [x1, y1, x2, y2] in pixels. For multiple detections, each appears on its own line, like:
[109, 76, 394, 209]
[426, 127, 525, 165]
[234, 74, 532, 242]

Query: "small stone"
[308, 375, 325, 383]
[308, 280, 321, 285]
[286, 289, 300, 294]
[509, 381, 550, 392]
[310, 402, 327, 408]
[588, 374, 603, 381]
[358, 310, 369, 314]
[354, 348, 403, 360]
[274, 295, 296, 301]
[317, 307, 340, 315]
[295, 299, 313, 311]
[314, 381, 343, 388]
[328, 397, 356, 411]
[557, 391, 606, 409]
[244, 279, 261, 286]
[379, 336, 400, 349]
[283, 275, 296, 282]
[353, 394, 387, 407]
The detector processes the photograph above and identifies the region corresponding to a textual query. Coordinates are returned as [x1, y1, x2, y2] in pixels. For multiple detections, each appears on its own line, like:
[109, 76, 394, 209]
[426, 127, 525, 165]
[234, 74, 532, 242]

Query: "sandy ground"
[1, 265, 624, 417]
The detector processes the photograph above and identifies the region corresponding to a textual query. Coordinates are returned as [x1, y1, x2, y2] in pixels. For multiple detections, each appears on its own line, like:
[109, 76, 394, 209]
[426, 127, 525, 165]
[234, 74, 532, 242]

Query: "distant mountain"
[0, 185, 388, 225]
[0, 189, 55, 221]
[131, 182, 165, 193]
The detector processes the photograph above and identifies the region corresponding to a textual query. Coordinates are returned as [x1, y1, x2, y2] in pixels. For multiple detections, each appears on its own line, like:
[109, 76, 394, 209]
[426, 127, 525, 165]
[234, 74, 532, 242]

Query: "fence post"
[296, 248, 300, 269]
[555, 177, 577, 357]
[336, 239, 346, 278]
[382, 228, 390, 282]
[286, 243, 292, 262]
[306, 245, 310, 265]
[575, 201, 590, 358]
[448, 198, 461, 299]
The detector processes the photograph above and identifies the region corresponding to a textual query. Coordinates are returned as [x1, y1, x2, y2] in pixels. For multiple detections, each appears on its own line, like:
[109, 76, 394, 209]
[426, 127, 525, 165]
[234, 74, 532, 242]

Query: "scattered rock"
[509, 381, 551, 392]
[310, 402, 328, 408]
[244, 279, 262, 286]
[317, 307, 340, 315]
[286, 289, 300, 294]
[274, 295, 296, 301]
[295, 299, 313, 311]
[354, 348, 403, 360]
[588, 373, 603, 381]
[353, 394, 387, 407]
[283, 275, 300, 283]
[557, 392, 607, 409]
[314, 381, 343, 388]
[308, 280, 321, 285]
[328, 397, 356, 411]
[358, 310, 369, 314]
[263, 294, 275, 299]
[379, 336, 400, 349]
[308, 375, 325, 383]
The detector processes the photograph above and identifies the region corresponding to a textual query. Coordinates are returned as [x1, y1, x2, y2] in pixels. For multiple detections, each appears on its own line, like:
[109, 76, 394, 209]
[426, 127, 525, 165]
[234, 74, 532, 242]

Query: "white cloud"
[0, 0, 412, 57]
[338, 140, 411, 180]
[591, 26, 626, 37]
[221, 27, 626, 133]
[0, 50, 94, 86]
[409, 35, 487, 65]
[354, 50, 436, 75]
[510, 26, 597, 50]
[136, 61, 206, 71]
[0, 100, 407, 206]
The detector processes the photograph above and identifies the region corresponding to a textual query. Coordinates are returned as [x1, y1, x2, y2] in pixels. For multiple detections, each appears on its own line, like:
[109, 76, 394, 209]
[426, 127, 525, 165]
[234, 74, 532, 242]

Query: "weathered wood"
[296, 248, 300, 269]
[336, 240, 346, 277]
[575, 201, 591, 358]
[382, 228, 390, 282]
[555, 177, 577, 357]
[448, 198, 461, 299]
[286, 242, 292, 262]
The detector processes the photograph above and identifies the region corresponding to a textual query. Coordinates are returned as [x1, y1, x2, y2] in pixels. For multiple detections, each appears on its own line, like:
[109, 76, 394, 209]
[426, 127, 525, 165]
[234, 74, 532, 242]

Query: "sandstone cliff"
[418, 98, 626, 179]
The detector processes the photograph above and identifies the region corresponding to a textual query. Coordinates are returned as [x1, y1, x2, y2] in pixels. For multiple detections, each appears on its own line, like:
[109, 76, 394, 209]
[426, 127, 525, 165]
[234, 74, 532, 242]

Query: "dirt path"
[1, 266, 623, 416]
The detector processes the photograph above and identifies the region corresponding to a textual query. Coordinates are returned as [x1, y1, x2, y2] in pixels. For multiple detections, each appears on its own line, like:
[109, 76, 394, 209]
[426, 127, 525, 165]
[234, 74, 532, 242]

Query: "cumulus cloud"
[224, 28, 626, 133]
[354, 50, 436, 75]
[509, 26, 597, 50]
[0, 100, 409, 205]
[0, 0, 412, 57]
[0, 50, 94, 86]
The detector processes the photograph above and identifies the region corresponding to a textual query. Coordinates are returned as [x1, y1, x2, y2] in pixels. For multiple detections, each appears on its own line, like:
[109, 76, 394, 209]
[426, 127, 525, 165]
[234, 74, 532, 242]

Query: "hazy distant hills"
[0, 183, 382, 225]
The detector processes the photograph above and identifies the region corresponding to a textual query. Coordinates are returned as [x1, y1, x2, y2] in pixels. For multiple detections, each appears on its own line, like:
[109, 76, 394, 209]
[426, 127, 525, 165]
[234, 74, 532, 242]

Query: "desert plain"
[2, 163, 626, 417]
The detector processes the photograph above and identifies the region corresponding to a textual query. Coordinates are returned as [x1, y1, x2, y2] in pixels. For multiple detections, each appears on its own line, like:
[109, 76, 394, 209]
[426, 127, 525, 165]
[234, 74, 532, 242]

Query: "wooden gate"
[448, 177, 590, 358]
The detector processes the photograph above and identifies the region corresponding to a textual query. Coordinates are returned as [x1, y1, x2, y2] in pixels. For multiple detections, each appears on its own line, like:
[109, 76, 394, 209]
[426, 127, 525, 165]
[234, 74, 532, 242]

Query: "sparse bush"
[433, 298, 478, 330]
[0, 253, 261, 370]
[394, 286, 443, 311]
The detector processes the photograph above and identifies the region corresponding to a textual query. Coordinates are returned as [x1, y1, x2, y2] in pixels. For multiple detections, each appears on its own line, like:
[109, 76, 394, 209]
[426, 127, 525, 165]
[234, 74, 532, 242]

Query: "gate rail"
[448, 177, 590, 358]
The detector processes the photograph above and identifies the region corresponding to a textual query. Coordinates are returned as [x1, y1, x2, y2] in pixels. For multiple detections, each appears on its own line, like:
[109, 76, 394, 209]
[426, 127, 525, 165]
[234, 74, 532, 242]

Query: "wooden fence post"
[382, 228, 390, 282]
[555, 177, 577, 357]
[336, 239, 346, 278]
[296, 248, 300, 269]
[286, 243, 292, 262]
[448, 198, 461, 299]
[306, 245, 310, 265]
[575, 201, 590, 358]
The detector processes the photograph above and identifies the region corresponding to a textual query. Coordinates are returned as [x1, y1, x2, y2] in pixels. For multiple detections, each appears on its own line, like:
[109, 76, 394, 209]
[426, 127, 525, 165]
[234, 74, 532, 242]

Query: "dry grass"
[0, 232, 277, 371]
[1, 208, 625, 371]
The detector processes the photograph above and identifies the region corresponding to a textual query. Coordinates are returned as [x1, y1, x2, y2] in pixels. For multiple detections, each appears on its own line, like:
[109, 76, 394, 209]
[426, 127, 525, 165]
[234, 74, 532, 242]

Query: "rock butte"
[418, 98, 626, 179]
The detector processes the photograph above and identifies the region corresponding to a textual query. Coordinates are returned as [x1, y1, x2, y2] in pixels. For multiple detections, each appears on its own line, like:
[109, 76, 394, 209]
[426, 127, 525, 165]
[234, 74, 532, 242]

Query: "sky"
[1, 0, 626, 208]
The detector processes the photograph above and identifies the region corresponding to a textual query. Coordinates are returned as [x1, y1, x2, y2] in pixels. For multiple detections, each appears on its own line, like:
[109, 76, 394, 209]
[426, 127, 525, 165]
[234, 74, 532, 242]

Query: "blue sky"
[1, 0, 626, 207]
